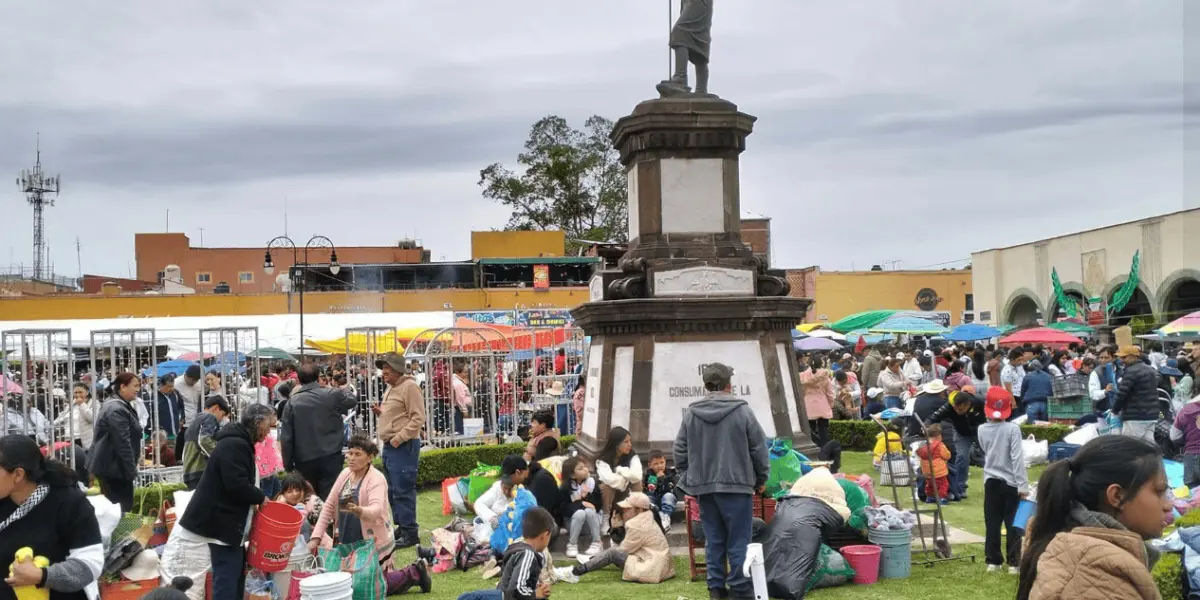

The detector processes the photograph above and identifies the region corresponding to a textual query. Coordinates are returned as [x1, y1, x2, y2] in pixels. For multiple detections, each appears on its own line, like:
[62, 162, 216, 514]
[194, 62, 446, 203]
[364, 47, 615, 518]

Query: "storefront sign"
[455, 309, 575, 329]
[914, 288, 943, 311]
[533, 264, 550, 290]
[648, 340, 775, 442]
[1086, 297, 1107, 326]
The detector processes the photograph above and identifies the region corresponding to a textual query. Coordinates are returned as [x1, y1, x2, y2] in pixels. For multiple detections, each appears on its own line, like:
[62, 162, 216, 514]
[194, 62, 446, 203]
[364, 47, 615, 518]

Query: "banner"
[533, 264, 550, 290]
[455, 309, 575, 329]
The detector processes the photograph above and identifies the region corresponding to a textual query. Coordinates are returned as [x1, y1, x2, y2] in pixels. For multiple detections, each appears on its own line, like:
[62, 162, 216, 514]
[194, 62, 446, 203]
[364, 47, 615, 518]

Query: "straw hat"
[120, 549, 161, 582]
[547, 380, 565, 396]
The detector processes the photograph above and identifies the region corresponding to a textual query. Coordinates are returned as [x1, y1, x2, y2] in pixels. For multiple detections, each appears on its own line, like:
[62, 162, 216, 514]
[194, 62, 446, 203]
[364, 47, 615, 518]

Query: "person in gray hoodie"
[674, 363, 769, 600]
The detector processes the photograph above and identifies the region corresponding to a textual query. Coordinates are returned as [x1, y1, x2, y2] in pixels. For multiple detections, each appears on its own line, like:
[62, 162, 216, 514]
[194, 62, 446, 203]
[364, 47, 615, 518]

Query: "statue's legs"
[671, 47, 690, 88]
[694, 60, 709, 95]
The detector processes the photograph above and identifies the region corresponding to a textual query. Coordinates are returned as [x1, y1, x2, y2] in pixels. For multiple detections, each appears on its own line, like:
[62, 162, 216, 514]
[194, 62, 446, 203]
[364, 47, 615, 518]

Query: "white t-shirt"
[1001, 362, 1025, 398]
[175, 375, 204, 427]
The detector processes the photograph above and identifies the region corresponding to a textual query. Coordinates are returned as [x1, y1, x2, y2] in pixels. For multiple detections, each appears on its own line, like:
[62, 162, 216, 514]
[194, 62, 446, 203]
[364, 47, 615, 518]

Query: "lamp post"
[264, 235, 340, 357]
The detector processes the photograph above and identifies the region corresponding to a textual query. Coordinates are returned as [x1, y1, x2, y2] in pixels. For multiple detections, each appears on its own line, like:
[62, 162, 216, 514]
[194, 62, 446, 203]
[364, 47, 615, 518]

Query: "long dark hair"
[0, 434, 78, 489]
[1016, 436, 1163, 600]
[559, 456, 584, 497]
[598, 427, 632, 469]
[972, 348, 987, 380]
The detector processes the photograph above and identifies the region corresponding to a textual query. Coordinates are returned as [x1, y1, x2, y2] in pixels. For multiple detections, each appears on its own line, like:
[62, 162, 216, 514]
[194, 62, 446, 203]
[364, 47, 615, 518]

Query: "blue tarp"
[142, 360, 199, 379]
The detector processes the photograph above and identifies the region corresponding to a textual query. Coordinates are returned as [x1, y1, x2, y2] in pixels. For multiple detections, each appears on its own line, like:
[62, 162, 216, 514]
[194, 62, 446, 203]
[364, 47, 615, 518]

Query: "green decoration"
[1108, 251, 1141, 314]
[1051, 268, 1078, 318]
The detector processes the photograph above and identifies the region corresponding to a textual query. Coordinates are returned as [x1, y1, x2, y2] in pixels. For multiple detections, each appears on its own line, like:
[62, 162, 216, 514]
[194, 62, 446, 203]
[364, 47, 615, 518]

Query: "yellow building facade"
[811, 270, 975, 326]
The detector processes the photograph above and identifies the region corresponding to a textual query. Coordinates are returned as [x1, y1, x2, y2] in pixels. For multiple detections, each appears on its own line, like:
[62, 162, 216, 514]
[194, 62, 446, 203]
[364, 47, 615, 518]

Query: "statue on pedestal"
[658, 0, 715, 98]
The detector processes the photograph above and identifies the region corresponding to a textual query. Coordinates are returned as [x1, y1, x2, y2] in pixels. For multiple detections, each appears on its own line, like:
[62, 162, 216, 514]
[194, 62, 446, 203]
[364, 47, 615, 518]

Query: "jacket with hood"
[496, 540, 544, 600]
[1021, 367, 1054, 403]
[1113, 361, 1162, 422]
[860, 351, 883, 391]
[618, 509, 676, 583]
[178, 422, 267, 546]
[674, 392, 769, 497]
[526, 461, 560, 518]
[1027, 505, 1160, 600]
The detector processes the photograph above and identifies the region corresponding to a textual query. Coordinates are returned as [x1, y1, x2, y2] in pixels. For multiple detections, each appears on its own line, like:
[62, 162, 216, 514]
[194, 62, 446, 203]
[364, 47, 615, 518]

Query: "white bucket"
[463, 418, 485, 437]
[299, 571, 352, 600]
[271, 554, 309, 595]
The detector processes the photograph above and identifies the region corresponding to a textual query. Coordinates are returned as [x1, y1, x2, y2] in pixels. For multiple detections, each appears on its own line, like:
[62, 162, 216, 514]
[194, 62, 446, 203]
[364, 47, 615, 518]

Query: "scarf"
[1067, 503, 1161, 569]
[0, 483, 49, 534]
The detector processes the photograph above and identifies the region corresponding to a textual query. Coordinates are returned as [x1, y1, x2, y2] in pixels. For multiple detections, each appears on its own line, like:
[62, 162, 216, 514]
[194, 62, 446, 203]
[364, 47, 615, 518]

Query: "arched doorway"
[1048, 290, 1088, 322]
[1162, 279, 1200, 322]
[1008, 296, 1041, 326]
[1109, 286, 1154, 328]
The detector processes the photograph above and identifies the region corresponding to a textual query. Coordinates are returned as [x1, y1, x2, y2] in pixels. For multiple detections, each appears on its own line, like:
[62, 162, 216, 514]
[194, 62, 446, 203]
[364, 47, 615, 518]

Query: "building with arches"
[971, 209, 1200, 327]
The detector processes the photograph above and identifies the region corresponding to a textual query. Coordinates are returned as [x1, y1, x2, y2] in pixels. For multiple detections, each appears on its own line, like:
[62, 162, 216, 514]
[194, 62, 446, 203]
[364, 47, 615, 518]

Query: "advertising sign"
[1086, 297, 1107, 326]
[455, 309, 575, 329]
[533, 264, 550, 290]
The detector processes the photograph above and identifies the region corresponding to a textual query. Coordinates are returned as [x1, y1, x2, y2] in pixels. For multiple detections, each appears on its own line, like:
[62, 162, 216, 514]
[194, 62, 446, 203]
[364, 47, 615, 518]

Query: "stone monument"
[570, 7, 817, 458]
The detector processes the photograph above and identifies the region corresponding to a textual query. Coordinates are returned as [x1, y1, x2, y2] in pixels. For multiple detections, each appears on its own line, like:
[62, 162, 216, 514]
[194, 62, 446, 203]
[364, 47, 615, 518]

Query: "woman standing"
[943, 360, 972, 393]
[54, 383, 96, 451]
[968, 348, 991, 394]
[878, 358, 908, 410]
[0, 435, 103, 599]
[801, 357, 834, 447]
[596, 427, 642, 534]
[1017, 436, 1169, 600]
[86, 373, 142, 512]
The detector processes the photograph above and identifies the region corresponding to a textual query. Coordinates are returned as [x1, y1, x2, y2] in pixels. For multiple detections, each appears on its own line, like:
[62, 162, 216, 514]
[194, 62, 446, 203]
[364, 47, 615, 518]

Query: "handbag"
[287, 555, 323, 600]
[318, 538, 386, 600]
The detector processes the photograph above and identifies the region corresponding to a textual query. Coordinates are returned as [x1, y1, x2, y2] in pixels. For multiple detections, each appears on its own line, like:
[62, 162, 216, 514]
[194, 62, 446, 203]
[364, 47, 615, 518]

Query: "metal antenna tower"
[15, 138, 61, 281]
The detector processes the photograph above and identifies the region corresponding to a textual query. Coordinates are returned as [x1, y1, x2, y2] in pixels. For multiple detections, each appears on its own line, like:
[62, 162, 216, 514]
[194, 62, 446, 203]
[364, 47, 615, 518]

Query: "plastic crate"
[1048, 394, 1089, 420]
[1048, 442, 1081, 462]
[1051, 374, 1088, 399]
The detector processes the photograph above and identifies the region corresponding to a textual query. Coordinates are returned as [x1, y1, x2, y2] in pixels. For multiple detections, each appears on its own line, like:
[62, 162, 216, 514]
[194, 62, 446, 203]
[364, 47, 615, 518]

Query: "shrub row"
[828, 420, 1071, 452]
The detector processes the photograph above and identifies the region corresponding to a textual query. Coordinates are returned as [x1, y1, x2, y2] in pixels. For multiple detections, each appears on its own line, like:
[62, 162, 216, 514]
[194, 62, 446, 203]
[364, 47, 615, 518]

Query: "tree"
[479, 115, 627, 250]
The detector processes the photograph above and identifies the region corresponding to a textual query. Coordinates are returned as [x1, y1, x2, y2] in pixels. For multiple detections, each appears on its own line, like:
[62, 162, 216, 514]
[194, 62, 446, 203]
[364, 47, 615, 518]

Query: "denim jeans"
[698, 493, 753, 596]
[884, 396, 903, 410]
[569, 507, 601, 545]
[659, 492, 677, 518]
[952, 434, 974, 498]
[556, 403, 573, 435]
[457, 591, 503, 600]
[209, 543, 246, 600]
[383, 439, 421, 537]
[1025, 400, 1048, 422]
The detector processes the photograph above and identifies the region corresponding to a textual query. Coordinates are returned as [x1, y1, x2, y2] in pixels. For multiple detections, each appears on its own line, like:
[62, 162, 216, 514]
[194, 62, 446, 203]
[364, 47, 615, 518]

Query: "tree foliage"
[479, 115, 627, 249]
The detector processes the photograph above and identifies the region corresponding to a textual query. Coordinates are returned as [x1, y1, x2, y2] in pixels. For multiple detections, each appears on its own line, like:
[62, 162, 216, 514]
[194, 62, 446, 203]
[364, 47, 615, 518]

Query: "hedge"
[409, 436, 576, 487]
[1151, 505, 1200, 599]
[828, 420, 1071, 452]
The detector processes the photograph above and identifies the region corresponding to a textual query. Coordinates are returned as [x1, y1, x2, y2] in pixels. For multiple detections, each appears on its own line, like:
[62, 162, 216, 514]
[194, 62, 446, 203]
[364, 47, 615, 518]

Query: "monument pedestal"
[571, 96, 818, 459]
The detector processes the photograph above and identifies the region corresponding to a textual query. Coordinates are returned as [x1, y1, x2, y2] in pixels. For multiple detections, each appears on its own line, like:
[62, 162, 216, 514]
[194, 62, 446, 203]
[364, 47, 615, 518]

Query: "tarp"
[306, 332, 405, 355]
[828, 310, 898, 334]
[142, 360, 199, 379]
[247, 347, 294, 360]
[945, 323, 1002, 342]
[868, 315, 950, 335]
[845, 329, 895, 346]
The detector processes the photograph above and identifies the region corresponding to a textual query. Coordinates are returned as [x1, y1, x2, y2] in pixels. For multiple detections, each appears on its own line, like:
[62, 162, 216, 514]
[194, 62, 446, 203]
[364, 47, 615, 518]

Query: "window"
[196, 272, 212, 284]
[238, 271, 254, 283]
[965, 293, 974, 311]
[156, 271, 165, 284]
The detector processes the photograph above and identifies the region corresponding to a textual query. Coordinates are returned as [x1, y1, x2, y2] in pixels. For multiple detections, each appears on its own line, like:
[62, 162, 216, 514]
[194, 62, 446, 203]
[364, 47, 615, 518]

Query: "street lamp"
[264, 235, 340, 357]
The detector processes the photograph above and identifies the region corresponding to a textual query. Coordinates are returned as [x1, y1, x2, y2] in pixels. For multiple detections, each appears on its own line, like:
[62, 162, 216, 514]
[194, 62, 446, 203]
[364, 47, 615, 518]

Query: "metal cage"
[404, 327, 513, 448]
[2, 329, 75, 467]
[509, 323, 587, 436]
[198, 327, 263, 419]
[343, 327, 401, 439]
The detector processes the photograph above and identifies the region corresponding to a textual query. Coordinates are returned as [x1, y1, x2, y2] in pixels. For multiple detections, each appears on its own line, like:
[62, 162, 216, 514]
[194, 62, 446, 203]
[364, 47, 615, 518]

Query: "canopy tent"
[828, 310, 898, 334]
[868, 315, 950, 336]
[945, 323, 1002, 342]
[805, 329, 846, 341]
[174, 351, 213, 361]
[452, 317, 571, 351]
[142, 359, 199, 379]
[306, 331, 405, 355]
[999, 327, 1083, 347]
[794, 337, 844, 352]
[247, 347, 296, 360]
[1047, 321, 1095, 335]
[846, 330, 895, 346]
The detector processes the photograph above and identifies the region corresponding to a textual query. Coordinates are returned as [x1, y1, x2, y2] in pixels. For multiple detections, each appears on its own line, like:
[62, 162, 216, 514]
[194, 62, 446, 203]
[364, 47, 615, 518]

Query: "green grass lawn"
[388, 451, 1041, 599]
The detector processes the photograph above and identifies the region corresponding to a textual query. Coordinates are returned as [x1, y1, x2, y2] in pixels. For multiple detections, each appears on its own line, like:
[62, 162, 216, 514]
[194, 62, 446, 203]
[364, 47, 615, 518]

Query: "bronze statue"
[658, 0, 714, 98]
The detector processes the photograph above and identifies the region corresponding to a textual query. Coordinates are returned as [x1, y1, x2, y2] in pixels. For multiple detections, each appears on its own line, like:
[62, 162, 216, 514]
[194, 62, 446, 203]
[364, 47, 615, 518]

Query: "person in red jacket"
[916, 424, 952, 504]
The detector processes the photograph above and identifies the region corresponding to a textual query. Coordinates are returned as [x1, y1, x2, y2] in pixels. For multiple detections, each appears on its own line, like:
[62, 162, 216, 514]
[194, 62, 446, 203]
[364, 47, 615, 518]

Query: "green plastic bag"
[468, 463, 500, 503]
[765, 439, 805, 499]
[807, 543, 855, 591]
[837, 478, 870, 530]
[319, 538, 386, 600]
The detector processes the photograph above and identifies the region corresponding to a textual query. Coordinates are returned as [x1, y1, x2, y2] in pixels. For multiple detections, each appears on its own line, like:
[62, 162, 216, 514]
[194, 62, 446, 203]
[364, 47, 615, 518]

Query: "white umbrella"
[806, 329, 846, 341]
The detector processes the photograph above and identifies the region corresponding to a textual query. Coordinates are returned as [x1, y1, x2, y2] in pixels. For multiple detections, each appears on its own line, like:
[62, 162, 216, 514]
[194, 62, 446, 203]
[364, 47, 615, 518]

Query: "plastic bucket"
[247, 501, 305, 572]
[868, 528, 912, 579]
[840, 545, 882, 585]
[1013, 499, 1036, 530]
[299, 572, 352, 600]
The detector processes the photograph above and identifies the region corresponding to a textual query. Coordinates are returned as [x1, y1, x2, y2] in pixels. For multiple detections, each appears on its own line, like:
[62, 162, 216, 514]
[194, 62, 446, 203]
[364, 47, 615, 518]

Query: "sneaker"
[482, 564, 502, 580]
[663, 521, 673, 534]
[1008, 566, 1020, 575]
[415, 559, 432, 593]
[709, 589, 730, 599]
[585, 541, 603, 556]
[481, 557, 497, 573]
[939, 499, 950, 506]
[577, 554, 591, 566]
[416, 545, 435, 563]
[565, 544, 579, 558]
[601, 516, 611, 536]
[553, 566, 580, 584]
[986, 564, 1001, 573]
[924, 497, 938, 504]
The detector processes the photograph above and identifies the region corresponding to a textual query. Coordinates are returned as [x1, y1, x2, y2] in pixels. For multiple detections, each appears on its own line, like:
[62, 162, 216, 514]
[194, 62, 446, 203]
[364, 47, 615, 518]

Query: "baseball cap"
[375, 352, 407, 373]
[1116, 345, 1142, 358]
[617, 492, 651, 510]
[985, 387, 1013, 421]
[701, 363, 734, 388]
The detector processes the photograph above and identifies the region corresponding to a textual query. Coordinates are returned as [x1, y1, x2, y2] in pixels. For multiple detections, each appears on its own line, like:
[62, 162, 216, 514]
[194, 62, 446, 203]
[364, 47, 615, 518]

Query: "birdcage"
[342, 327, 402, 439]
[197, 327, 263, 419]
[2, 329, 75, 467]
[404, 327, 512, 448]
[89, 329, 165, 477]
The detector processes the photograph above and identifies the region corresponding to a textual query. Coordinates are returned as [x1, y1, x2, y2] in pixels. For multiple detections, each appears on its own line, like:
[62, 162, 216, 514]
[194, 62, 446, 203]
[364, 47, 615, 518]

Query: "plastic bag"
[491, 488, 536, 554]
[86, 494, 121, 547]
[765, 439, 806, 499]
[159, 525, 212, 600]
[468, 463, 500, 504]
[1023, 435, 1049, 468]
[807, 544, 855, 591]
[1063, 422, 1100, 446]
[245, 570, 274, 600]
[441, 477, 461, 515]
[319, 538, 386, 600]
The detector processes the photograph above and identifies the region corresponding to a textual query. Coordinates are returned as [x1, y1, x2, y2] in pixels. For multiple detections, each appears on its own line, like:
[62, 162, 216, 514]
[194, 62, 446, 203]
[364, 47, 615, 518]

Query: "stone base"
[570, 296, 818, 460]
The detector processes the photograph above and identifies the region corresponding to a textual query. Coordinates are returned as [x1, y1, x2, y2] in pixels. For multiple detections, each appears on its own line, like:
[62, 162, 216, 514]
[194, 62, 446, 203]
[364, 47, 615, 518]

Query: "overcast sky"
[1, 1, 1194, 278]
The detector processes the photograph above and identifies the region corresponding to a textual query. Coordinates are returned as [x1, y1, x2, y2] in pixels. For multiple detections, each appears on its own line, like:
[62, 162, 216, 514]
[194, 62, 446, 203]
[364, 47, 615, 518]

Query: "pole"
[299, 260, 305, 359]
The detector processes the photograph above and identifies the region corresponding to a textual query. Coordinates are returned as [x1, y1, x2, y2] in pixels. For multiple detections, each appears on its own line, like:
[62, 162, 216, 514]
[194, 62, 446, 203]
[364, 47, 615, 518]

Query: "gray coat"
[674, 393, 769, 496]
[280, 382, 356, 467]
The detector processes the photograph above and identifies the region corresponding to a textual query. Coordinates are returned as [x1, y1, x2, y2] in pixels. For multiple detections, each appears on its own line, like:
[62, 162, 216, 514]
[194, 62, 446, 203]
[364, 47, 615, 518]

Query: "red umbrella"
[998, 327, 1083, 347]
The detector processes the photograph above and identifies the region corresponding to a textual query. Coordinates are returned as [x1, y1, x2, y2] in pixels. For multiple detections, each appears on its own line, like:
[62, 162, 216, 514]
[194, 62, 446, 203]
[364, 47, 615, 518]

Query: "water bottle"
[742, 542, 768, 600]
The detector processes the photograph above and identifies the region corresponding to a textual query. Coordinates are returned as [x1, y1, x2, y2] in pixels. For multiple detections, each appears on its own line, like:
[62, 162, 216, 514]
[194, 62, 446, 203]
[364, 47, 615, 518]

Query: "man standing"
[376, 352, 426, 548]
[1113, 345, 1161, 443]
[280, 363, 356, 499]
[173, 364, 204, 461]
[674, 363, 769, 600]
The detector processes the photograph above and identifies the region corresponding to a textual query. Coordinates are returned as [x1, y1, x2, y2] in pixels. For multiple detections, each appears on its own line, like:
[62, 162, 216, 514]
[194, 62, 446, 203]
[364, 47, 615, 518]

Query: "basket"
[878, 454, 912, 487]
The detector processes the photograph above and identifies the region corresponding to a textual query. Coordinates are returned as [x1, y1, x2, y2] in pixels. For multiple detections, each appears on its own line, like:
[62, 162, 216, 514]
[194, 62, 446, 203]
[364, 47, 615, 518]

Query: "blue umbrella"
[845, 330, 895, 346]
[945, 323, 1002, 342]
[868, 316, 951, 336]
[142, 360, 200, 379]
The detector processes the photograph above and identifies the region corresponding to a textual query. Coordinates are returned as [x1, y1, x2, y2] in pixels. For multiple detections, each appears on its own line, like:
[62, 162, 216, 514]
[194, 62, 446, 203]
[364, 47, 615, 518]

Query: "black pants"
[99, 476, 135, 513]
[984, 478, 1021, 567]
[174, 426, 187, 463]
[296, 452, 345, 501]
[808, 419, 830, 449]
[209, 542, 246, 600]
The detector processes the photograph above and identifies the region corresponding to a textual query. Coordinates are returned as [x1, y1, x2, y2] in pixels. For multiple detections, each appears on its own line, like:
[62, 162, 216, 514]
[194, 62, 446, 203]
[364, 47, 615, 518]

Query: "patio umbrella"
[1161, 311, 1200, 337]
[142, 360, 200, 378]
[0, 375, 24, 395]
[846, 329, 895, 346]
[868, 315, 951, 336]
[1047, 321, 1095, 335]
[945, 323, 1002, 342]
[248, 347, 296, 360]
[796, 323, 827, 334]
[998, 327, 1083, 347]
[828, 310, 898, 333]
[806, 329, 846, 341]
[175, 351, 214, 361]
[794, 337, 844, 352]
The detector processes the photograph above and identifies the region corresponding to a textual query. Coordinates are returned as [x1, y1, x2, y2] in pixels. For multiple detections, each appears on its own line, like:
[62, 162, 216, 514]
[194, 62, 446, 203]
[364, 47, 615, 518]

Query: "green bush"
[372, 435, 578, 486]
[1153, 551, 1183, 600]
[825, 420, 1070, 452]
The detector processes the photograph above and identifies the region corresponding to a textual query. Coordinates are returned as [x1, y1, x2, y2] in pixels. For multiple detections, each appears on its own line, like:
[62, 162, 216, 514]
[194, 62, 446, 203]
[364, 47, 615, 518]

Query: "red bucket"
[247, 501, 304, 572]
[841, 544, 882, 585]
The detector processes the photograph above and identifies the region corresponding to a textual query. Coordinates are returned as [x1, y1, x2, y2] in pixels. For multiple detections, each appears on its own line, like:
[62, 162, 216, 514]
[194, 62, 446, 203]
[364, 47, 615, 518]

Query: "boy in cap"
[976, 387, 1028, 574]
[675, 363, 769, 600]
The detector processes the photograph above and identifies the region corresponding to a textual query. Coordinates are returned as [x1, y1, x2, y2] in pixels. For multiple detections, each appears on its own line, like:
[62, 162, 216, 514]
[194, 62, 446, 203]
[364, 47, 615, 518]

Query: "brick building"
[739, 211, 771, 266]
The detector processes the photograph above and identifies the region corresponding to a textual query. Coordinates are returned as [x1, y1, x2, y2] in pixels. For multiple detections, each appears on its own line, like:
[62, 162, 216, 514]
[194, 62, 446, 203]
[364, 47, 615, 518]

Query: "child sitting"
[872, 421, 905, 467]
[558, 456, 601, 558]
[595, 427, 642, 533]
[475, 456, 528, 536]
[276, 472, 320, 536]
[568, 492, 675, 584]
[643, 450, 677, 533]
[457, 507, 555, 600]
[915, 424, 952, 504]
[977, 387, 1028, 575]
